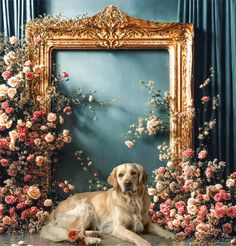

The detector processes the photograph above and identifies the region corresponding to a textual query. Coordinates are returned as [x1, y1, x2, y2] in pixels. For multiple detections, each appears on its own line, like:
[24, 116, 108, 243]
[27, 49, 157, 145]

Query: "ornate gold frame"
[26, 5, 194, 188]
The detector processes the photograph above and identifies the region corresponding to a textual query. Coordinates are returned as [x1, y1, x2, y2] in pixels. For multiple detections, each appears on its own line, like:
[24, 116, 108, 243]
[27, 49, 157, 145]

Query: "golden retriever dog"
[41, 163, 175, 245]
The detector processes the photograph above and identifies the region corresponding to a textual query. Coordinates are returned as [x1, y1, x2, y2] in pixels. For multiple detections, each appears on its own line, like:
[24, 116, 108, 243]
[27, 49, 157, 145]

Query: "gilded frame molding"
[26, 5, 194, 185]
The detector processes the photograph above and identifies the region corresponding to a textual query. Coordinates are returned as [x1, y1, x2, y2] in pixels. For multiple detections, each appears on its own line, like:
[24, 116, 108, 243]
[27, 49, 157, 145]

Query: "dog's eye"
[131, 170, 137, 175]
[118, 173, 124, 177]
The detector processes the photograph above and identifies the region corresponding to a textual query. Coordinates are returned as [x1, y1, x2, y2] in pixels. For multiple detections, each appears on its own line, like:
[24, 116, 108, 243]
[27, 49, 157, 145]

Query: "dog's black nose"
[124, 180, 132, 191]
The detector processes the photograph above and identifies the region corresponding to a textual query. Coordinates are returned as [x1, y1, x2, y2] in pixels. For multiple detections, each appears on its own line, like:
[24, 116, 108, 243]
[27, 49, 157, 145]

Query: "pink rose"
[214, 208, 225, 218]
[63, 187, 69, 193]
[198, 150, 207, 159]
[25, 71, 35, 80]
[7, 168, 17, 176]
[62, 71, 69, 78]
[27, 154, 35, 162]
[222, 223, 232, 234]
[201, 96, 210, 103]
[33, 65, 42, 73]
[0, 226, 5, 234]
[34, 36, 42, 46]
[16, 202, 26, 209]
[30, 206, 38, 216]
[0, 159, 9, 167]
[5, 195, 17, 204]
[222, 192, 231, 201]
[156, 167, 165, 175]
[205, 167, 213, 178]
[5, 107, 14, 114]
[23, 175, 32, 182]
[1, 102, 9, 109]
[226, 206, 236, 218]
[183, 148, 194, 158]
[175, 201, 185, 209]
[2, 71, 11, 80]
[64, 136, 72, 143]
[58, 182, 65, 188]
[214, 193, 222, 202]
[160, 203, 170, 216]
[0, 204, 5, 214]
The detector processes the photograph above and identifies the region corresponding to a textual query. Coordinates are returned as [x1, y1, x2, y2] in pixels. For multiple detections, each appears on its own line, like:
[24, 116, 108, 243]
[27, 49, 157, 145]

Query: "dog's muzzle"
[124, 180, 133, 192]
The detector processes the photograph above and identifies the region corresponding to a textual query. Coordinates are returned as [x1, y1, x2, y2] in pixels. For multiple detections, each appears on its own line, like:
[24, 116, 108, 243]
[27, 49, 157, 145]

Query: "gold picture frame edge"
[26, 5, 194, 191]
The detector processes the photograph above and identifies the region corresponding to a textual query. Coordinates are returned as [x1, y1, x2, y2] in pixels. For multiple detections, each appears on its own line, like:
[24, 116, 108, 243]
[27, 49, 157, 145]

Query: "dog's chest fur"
[112, 193, 148, 233]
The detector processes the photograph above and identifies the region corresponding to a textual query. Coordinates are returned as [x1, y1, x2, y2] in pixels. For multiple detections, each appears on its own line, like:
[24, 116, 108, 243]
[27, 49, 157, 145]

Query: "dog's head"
[107, 163, 147, 194]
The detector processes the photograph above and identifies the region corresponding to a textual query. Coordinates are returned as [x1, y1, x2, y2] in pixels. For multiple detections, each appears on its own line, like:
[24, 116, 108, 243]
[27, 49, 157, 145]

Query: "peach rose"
[64, 136, 72, 143]
[187, 204, 198, 215]
[34, 138, 41, 145]
[43, 199, 52, 207]
[196, 223, 210, 233]
[45, 133, 55, 142]
[198, 150, 207, 159]
[47, 112, 57, 122]
[35, 156, 45, 166]
[27, 186, 41, 200]
[33, 65, 42, 73]
[125, 140, 134, 148]
[2, 216, 12, 225]
[24, 60, 32, 67]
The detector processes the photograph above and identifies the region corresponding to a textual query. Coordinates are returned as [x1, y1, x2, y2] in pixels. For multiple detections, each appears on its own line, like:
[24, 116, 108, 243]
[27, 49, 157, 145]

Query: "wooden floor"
[0, 233, 231, 246]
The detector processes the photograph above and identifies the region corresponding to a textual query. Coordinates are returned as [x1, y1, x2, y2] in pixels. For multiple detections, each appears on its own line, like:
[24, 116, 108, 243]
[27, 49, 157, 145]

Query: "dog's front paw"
[136, 239, 152, 246]
[161, 230, 176, 240]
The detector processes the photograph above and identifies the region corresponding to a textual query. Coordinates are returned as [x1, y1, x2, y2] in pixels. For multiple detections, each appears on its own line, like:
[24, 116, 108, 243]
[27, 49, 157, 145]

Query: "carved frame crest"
[26, 5, 194, 188]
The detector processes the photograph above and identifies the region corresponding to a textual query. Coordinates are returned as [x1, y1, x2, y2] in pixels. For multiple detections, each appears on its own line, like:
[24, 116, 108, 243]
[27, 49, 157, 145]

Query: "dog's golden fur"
[41, 163, 175, 246]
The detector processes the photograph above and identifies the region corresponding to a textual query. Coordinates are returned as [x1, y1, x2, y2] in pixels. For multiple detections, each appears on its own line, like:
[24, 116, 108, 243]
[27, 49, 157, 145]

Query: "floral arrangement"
[0, 33, 104, 234]
[124, 70, 236, 243]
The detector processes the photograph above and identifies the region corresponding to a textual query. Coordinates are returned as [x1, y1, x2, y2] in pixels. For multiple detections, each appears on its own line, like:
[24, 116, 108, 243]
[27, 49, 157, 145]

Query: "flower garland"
[124, 71, 236, 243]
[0, 33, 104, 234]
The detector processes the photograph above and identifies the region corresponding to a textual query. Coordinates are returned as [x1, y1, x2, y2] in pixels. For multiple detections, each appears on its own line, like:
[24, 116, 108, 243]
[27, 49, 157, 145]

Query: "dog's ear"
[135, 164, 147, 186]
[107, 167, 118, 188]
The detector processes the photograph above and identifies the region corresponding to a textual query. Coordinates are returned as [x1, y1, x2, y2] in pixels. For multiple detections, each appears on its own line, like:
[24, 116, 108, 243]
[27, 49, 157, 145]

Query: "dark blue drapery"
[0, 0, 40, 38]
[178, 0, 236, 175]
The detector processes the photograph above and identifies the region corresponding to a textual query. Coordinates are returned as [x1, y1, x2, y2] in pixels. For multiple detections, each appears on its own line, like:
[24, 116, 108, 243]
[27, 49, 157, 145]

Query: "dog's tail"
[40, 222, 68, 242]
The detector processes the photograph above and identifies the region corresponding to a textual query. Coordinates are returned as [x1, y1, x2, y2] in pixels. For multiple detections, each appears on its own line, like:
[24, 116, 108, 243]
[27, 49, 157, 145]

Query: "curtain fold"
[178, 0, 236, 175]
[0, 0, 39, 38]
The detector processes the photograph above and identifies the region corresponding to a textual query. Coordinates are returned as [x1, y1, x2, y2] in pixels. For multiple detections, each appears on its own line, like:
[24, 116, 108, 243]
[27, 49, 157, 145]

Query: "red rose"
[25, 71, 35, 80]
[183, 148, 194, 158]
[29, 132, 38, 139]
[0, 159, 9, 167]
[2, 71, 11, 80]
[62, 71, 69, 78]
[222, 223, 232, 234]
[68, 229, 78, 242]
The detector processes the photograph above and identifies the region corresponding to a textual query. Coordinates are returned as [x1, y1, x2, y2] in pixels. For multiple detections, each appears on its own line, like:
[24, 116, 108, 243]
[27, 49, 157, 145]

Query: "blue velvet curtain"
[0, 0, 41, 38]
[178, 0, 236, 175]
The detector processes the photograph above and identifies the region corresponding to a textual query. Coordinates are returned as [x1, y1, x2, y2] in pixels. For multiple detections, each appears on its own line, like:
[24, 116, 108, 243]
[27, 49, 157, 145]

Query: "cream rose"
[187, 204, 198, 215]
[27, 186, 41, 200]
[47, 113, 57, 122]
[0, 113, 9, 127]
[0, 84, 9, 97]
[226, 178, 235, 188]
[148, 188, 157, 196]
[23, 67, 31, 73]
[9, 36, 17, 44]
[2, 216, 12, 225]
[34, 138, 41, 146]
[7, 88, 17, 98]
[26, 121, 32, 128]
[7, 76, 19, 87]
